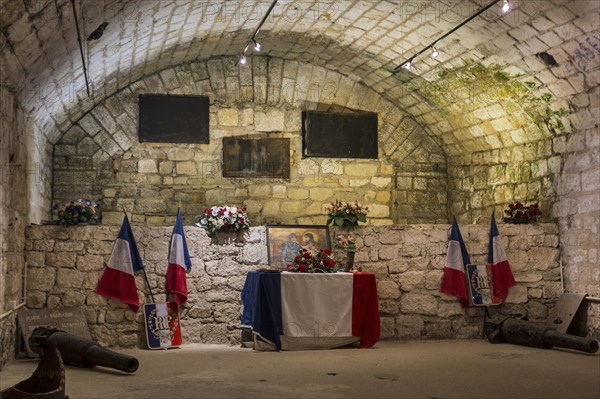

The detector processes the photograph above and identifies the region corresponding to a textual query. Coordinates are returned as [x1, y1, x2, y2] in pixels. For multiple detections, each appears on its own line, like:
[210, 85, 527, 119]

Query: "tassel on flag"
[440, 217, 471, 308]
[487, 212, 516, 301]
[96, 214, 144, 312]
[166, 208, 192, 306]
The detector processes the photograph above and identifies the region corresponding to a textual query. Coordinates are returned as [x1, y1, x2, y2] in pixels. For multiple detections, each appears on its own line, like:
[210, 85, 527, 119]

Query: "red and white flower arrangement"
[196, 205, 250, 236]
[286, 248, 336, 273]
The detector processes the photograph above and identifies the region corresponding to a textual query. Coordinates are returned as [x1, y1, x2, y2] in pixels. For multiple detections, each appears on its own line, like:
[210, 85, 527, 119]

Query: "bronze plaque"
[18, 308, 91, 357]
[222, 137, 290, 178]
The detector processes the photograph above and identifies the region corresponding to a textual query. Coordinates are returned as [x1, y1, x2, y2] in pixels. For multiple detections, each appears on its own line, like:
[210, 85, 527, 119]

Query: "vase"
[344, 251, 355, 272]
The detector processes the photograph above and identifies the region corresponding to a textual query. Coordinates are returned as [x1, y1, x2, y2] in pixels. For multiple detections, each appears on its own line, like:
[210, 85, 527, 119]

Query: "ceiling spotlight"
[239, 54, 247, 65]
[253, 40, 261, 51]
[431, 46, 439, 58]
[501, 0, 510, 14]
[403, 61, 412, 70]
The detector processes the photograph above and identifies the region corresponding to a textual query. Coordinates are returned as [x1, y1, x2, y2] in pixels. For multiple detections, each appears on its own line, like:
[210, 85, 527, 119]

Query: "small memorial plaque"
[17, 308, 91, 356]
[466, 264, 501, 306]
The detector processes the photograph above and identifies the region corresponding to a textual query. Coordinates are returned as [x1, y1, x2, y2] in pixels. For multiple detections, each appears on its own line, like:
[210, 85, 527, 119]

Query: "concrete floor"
[1, 340, 599, 399]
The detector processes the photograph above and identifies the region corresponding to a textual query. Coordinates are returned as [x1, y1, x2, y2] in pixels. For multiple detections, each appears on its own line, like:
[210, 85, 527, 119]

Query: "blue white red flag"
[96, 214, 144, 312]
[144, 302, 182, 349]
[487, 212, 515, 301]
[166, 208, 192, 306]
[440, 217, 471, 308]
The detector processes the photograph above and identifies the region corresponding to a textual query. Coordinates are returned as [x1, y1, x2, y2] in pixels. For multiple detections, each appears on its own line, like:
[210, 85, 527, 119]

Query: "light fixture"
[393, 0, 510, 73]
[403, 61, 412, 70]
[236, 0, 278, 66]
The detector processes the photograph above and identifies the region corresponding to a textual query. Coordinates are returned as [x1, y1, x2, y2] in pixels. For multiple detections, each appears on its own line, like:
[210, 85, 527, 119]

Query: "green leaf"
[334, 217, 344, 226]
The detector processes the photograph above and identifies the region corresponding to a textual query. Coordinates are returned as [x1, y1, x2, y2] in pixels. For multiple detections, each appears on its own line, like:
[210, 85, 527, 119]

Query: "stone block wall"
[23, 223, 565, 349]
[52, 56, 448, 226]
[448, 138, 558, 224]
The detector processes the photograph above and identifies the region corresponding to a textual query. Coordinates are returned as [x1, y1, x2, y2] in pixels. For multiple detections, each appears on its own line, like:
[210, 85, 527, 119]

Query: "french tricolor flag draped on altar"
[487, 212, 516, 301]
[440, 217, 471, 308]
[96, 214, 144, 312]
[166, 208, 192, 306]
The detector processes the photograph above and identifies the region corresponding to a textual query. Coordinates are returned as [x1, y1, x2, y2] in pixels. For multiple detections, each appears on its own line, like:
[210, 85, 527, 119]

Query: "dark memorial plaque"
[222, 137, 290, 178]
[139, 94, 210, 143]
[302, 111, 378, 159]
[18, 308, 91, 357]
[466, 264, 501, 306]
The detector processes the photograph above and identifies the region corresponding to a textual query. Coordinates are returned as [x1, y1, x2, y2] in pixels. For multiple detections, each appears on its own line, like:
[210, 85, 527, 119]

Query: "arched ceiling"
[1, 0, 598, 157]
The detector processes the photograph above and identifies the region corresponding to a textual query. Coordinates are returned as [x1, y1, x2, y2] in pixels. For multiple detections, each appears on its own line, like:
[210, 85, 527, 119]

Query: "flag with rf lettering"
[143, 302, 182, 349]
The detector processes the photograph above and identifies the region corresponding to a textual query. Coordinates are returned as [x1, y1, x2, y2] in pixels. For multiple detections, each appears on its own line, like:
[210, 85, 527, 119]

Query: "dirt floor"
[1, 340, 599, 399]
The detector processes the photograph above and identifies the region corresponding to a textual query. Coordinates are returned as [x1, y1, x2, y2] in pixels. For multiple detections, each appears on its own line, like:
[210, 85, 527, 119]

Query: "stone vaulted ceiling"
[1, 0, 598, 156]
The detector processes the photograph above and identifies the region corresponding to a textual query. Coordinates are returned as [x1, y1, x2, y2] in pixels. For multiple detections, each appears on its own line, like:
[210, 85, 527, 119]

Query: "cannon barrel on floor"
[490, 318, 599, 354]
[29, 327, 139, 373]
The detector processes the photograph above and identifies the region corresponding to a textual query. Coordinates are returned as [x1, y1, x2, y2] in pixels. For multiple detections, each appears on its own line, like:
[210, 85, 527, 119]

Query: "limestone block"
[396, 315, 424, 340]
[86, 293, 108, 306]
[377, 280, 401, 299]
[378, 299, 400, 315]
[280, 201, 305, 214]
[62, 291, 86, 307]
[187, 305, 213, 319]
[176, 161, 197, 175]
[505, 285, 528, 303]
[167, 148, 194, 161]
[46, 252, 76, 268]
[248, 184, 272, 197]
[138, 159, 158, 173]
[105, 309, 125, 323]
[218, 108, 239, 126]
[76, 254, 104, 272]
[26, 251, 45, 267]
[33, 239, 55, 252]
[159, 161, 174, 175]
[542, 281, 563, 299]
[380, 317, 397, 339]
[272, 185, 286, 198]
[398, 271, 425, 291]
[367, 204, 390, 217]
[54, 240, 84, 252]
[378, 246, 399, 260]
[101, 212, 124, 225]
[26, 291, 47, 309]
[345, 164, 378, 177]
[27, 267, 56, 291]
[56, 268, 85, 288]
[47, 296, 61, 309]
[371, 177, 391, 188]
[255, 109, 284, 132]
[400, 293, 438, 315]
[438, 301, 464, 317]
[287, 187, 309, 200]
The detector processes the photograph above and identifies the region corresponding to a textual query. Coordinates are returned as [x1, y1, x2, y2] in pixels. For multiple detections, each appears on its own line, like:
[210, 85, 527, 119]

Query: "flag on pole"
[487, 212, 515, 301]
[166, 208, 192, 306]
[96, 214, 144, 312]
[440, 217, 471, 308]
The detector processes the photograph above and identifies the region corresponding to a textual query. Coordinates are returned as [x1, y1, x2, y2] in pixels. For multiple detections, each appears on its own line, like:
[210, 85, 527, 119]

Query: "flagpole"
[123, 207, 156, 304]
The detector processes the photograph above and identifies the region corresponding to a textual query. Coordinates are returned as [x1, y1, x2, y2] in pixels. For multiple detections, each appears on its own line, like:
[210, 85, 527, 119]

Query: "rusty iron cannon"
[29, 327, 139, 373]
[487, 317, 599, 354]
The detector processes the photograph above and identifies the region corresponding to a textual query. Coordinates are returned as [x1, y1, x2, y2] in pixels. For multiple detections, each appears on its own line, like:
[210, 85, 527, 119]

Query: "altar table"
[241, 271, 380, 351]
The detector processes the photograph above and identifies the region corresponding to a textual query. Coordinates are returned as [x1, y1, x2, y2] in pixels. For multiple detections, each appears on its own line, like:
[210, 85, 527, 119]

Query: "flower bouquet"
[286, 248, 336, 273]
[325, 200, 369, 227]
[196, 205, 250, 236]
[54, 199, 101, 226]
[502, 202, 542, 224]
